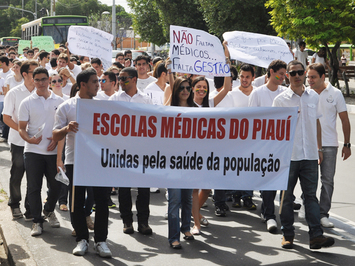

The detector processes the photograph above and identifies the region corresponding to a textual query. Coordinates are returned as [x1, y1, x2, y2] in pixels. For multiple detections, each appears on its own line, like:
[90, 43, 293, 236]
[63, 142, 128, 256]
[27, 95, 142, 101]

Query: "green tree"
[266, 0, 355, 85]
[10, 17, 30, 36]
[198, 0, 275, 38]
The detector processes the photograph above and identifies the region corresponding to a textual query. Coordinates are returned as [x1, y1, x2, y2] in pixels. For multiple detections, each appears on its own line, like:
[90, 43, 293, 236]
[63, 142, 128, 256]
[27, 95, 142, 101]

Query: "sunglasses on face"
[99, 79, 107, 83]
[117, 76, 133, 82]
[179, 85, 192, 92]
[195, 88, 207, 93]
[51, 79, 62, 84]
[288, 70, 304, 77]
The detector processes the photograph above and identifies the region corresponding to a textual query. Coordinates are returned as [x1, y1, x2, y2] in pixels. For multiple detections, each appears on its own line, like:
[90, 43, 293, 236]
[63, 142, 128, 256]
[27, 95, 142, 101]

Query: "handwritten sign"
[68, 26, 113, 70]
[169, 25, 230, 77]
[18, 40, 32, 54]
[223, 31, 294, 68]
[31, 36, 54, 52]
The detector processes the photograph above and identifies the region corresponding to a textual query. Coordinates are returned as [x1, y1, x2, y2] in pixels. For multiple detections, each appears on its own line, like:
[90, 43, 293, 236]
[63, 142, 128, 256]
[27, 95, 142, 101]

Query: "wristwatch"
[344, 143, 351, 148]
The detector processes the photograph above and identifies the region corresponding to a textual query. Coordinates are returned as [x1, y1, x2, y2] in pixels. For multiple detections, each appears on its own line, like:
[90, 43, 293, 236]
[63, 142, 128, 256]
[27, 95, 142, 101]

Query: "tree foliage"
[266, 0, 355, 84]
[198, 0, 275, 38]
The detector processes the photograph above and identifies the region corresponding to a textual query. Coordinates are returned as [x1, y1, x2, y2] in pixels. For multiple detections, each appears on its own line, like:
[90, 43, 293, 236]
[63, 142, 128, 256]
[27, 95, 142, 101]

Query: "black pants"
[118, 187, 150, 225]
[66, 165, 110, 243]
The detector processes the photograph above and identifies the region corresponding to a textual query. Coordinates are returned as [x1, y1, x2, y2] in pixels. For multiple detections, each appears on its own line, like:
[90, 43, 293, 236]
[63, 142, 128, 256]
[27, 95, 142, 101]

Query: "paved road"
[0, 114, 354, 266]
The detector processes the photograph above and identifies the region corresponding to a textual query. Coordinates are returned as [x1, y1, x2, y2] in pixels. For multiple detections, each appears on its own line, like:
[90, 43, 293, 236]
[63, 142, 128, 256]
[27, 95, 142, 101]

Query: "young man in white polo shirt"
[135, 55, 157, 92]
[273, 60, 334, 250]
[109, 67, 153, 235]
[307, 63, 351, 228]
[18, 67, 64, 236]
[2, 60, 39, 220]
[249, 59, 287, 233]
[53, 68, 112, 258]
[95, 71, 116, 100]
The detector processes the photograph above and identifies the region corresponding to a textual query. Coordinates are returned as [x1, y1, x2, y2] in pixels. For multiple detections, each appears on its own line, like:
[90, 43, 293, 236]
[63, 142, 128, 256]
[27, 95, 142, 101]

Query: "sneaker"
[123, 223, 134, 234]
[24, 211, 33, 222]
[281, 236, 294, 249]
[11, 208, 23, 220]
[138, 223, 153, 235]
[243, 197, 256, 210]
[310, 235, 335, 249]
[215, 206, 226, 217]
[31, 223, 43, 236]
[72, 229, 76, 237]
[43, 211, 60, 228]
[94, 241, 112, 258]
[320, 217, 334, 228]
[86, 216, 95, 230]
[108, 198, 116, 208]
[200, 217, 209, 226]
[232, 197, 242, 208]
[266, 219, 277, 233]
[73, 239, 89, 256]
[293, 202, 302, 210]
[298, 204, 305, 220]
[191, 225, 201, 235]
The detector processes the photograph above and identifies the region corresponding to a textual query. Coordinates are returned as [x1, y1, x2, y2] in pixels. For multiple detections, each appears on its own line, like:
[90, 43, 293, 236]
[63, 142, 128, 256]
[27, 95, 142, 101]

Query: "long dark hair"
[192, 76, 210, 107]
[171, 77, 194, 107]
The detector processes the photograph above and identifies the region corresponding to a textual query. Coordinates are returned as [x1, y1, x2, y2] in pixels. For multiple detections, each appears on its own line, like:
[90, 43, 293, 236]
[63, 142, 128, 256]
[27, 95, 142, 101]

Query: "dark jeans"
[280, 160, 323, 240]
[24, 152, 61, 223]
[260, 190, 277, 220]
[66, 165, 110, 243]
[8, 144, 30, 211]
[214, 190, 226, 207]
[118, 187, 150, 224]
[58, 183, 69, 205]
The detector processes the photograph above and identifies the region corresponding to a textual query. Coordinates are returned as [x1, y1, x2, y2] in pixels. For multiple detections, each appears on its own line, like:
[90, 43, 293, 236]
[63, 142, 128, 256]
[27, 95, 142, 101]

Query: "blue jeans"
[168, 188, 193, 244]
[280, 160, 323, 240]
[319, 147, 338, 218]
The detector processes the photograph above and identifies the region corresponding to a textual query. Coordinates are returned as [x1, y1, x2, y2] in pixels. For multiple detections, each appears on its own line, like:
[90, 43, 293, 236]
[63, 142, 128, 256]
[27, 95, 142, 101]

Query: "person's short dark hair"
[5, 45, 10, 49]
[0, 56, 9, 66]
[39, 51, 50, 61]
[33, 66, 49, 78]
[134, 55, 150, 64]
[152, 57, 163, 65]
[112, 62, 124, 69]
[115, 52, 124, 59]
[9, 58, 14, 63]
[50, 58, 57, 68]
[27, 49, 34, 55]
[51, 49, 60, 56]
[76, 68, 97, 89]
[103, 71, 117, 85]
[124, 50, 132, 56]
[287, 60, 305, 72]
[121, 67, 138, 80]
[23, 47, 29, 51]
[70, 57, 78, 63]
[70, 83, 79, 98]
[9, 46, 16, 52]
[91, 58, 102, 65]
[20, 60, 39, 77]
[298, 41, 306, 48]
[307, 63, 325, 78]
[267, 60, 287, 78]
[191, 76, 210, 107]
[214, 76, 225, 89]
[8, 51, 16, 57]
[153, 62, 167, 78]
[239, 63, 255, 77]
[230, 65, 238, 80]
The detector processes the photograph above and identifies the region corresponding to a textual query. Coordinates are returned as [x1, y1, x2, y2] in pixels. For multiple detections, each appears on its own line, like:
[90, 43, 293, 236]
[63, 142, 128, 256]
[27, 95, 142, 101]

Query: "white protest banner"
[169, 25, 230, 77]
[67, 26, 113, 70]
[31, 36, 55, 52]
[74, 100, 298, 190]
[223, 31, 294, 68]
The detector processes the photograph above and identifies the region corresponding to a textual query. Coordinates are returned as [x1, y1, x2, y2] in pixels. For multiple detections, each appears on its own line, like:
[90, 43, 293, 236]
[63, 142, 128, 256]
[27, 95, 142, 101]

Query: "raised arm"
[164, 58, 174, 106]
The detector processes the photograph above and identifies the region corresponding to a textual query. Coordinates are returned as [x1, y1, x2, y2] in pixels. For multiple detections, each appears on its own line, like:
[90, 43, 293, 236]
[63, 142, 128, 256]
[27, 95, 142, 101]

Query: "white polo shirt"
[314, 83, 347, 147]
[249, 84, 287, 107]
[145, 82, 164, 105]
[4, 75, 23, 90]
[94, 91, 111, 100]
[273, 87, 321, 161]
[53, 95, 80, 165]
[2, 84, 36, 146]
[18, 90, 64, 155]
[109, 89, 153, 104]
[137, 76, 157, 92]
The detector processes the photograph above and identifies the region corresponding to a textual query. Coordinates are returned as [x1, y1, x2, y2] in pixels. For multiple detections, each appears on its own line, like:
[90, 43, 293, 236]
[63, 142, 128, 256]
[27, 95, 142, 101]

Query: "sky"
[99, 0, 131, 12]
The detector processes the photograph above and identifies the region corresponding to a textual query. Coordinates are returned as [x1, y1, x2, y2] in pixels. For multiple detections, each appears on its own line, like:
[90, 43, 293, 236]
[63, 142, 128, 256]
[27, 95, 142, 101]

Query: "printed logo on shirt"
[326, 95, 334, 103]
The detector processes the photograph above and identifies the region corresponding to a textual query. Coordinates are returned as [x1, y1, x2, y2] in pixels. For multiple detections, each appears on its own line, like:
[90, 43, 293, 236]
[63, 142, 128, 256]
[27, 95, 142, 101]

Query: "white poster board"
[67, 26, 113, 70]
[74, 99, 298, 190]
[169, 25, 230, 77]
[223, 31, 294, 68]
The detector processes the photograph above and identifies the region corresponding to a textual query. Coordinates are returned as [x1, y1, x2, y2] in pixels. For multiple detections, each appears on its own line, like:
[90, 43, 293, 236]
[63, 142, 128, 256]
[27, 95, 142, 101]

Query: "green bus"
[21, 15, 88, 44]
[0, 37, 21, 46]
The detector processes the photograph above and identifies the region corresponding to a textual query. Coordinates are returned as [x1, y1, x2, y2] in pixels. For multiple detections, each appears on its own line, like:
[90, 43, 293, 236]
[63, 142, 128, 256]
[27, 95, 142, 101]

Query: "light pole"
[102, 11, 110, 33]
[112, 0, 116, 49]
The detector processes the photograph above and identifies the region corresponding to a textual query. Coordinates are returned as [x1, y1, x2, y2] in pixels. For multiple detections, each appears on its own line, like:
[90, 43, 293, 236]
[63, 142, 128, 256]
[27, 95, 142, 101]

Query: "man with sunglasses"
[109, 67, 153, 235]
[18, 67, 64, 237]
[95, 71, 117, 100]
[249, 59, 287, 234]
[135, 55, 156, 92]
[273, 60, 334, 250]
[306, 63, 351, 229]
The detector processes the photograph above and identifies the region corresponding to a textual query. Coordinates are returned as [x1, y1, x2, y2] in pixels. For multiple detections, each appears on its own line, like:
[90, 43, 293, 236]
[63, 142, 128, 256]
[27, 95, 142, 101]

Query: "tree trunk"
[325, 41, 341, 86]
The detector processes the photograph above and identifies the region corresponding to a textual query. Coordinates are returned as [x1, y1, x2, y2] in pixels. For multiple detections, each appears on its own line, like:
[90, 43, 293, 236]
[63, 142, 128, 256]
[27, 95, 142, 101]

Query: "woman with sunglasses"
[50, 74, 69, 101]
[166, 77, 195, 249]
